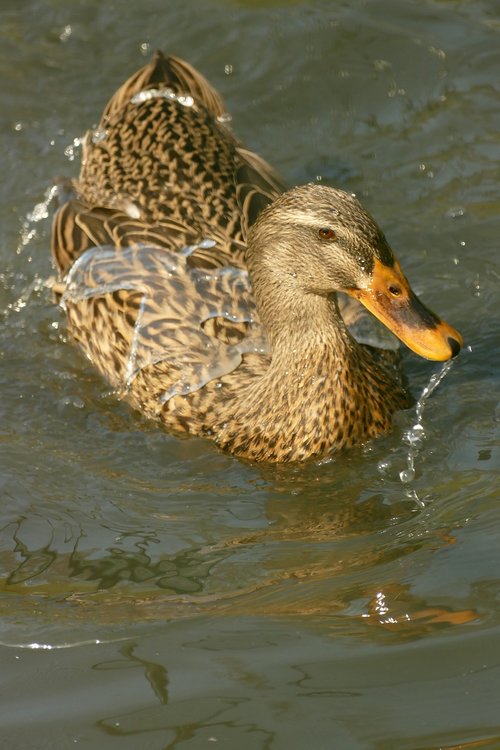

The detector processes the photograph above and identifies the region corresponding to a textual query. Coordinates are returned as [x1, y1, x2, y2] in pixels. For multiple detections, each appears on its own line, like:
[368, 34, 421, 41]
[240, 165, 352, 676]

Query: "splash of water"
[398, 359, 455, 503]
[62, 243, 269, 400]
[131, 87, 194, 108]
[16, 184, 58, 256]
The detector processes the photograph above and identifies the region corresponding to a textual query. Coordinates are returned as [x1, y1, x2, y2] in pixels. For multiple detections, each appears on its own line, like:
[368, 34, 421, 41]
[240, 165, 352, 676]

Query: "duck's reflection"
[1, 471, 478, 640]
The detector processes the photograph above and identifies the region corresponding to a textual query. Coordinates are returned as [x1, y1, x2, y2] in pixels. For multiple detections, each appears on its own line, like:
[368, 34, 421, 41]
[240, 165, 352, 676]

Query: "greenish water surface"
[0, 1, 499, 748]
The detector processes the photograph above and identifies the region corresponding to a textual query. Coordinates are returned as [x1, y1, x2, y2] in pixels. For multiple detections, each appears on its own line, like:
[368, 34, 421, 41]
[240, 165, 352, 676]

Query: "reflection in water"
[98, 695, 250, 743]
[0, 474, 479, 644]
[95, 641, 251, 744]
[68, 543, 221, 593]
[364, 584, 477, 635]
[95, 641, 170, 705]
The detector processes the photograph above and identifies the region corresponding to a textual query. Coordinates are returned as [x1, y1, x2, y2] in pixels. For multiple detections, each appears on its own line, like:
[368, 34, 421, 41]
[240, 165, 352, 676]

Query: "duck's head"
[247, 184, 462, 361]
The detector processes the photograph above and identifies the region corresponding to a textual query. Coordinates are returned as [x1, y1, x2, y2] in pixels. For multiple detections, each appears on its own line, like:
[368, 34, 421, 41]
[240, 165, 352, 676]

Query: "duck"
[50, 52, 462, 463]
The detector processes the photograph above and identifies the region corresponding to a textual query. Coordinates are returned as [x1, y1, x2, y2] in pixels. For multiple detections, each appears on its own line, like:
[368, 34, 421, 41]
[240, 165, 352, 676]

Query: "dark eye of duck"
[388, 284, 402, 297]
[318, 227, 336, 240]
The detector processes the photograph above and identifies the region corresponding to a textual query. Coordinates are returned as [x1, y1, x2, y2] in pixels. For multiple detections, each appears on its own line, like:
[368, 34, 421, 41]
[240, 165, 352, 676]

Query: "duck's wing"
[100, 51, 285, 226]
[49, 51, 283, 417]
[58, 232, 268, 415]
[57, 52, 285, 275]
[51, 199, 240, 275]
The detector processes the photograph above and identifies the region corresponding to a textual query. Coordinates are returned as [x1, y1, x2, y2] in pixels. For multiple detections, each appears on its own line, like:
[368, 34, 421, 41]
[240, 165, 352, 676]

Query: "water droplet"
[63, 396, 85, 410]
[198, 238, 216, 249]
[91, 128, 107, 144]
[131, 90, 151, 105]
[374, 59, 391, 71]
[399, 360, 454, 487]
[59, 25, 72, 42]
[399, 468, 415, 483]
[177, 95, 194, 108]
[28, 202, 49, 223]
[64, 137, 81, 162]
[446, 206, 465, 219]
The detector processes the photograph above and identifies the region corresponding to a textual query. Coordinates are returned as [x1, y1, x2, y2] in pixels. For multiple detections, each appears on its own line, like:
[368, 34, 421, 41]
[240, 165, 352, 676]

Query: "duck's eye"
[318, 227, 336, 240]
[388, 284, 402, 297]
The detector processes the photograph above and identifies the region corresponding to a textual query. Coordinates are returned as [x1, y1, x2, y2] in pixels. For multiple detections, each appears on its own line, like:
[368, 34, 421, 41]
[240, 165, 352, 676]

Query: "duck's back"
[50, 53, 285, 425]
[52, 52, 284, 276]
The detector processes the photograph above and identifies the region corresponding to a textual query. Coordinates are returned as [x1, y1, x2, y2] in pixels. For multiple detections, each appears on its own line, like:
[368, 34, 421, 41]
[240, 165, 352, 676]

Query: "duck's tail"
[100, 51, 227, 124]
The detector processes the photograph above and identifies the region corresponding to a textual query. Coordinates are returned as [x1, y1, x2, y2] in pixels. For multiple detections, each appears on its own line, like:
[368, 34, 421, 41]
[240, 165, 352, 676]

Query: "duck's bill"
[347, 258, 463, 361]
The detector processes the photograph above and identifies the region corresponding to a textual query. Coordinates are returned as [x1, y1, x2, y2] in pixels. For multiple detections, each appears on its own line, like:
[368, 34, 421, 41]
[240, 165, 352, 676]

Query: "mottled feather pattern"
[51, 52, 412, 462]
[62, 243, 269, 407]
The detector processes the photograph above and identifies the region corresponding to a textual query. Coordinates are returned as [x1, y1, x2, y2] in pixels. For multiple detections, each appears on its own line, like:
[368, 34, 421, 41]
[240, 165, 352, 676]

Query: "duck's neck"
[214, 263, 406, 462]
[246, 237, 346, 350]
[255, 285, 366, 412]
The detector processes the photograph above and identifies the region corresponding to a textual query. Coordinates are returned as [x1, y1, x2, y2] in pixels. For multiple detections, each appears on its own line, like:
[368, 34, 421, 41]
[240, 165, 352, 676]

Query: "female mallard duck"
[51, 52, 462, 462]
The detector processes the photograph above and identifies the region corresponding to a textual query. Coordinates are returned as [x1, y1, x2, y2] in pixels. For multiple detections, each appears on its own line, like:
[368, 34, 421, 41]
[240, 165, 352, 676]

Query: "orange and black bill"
[348, 258, 463, 361]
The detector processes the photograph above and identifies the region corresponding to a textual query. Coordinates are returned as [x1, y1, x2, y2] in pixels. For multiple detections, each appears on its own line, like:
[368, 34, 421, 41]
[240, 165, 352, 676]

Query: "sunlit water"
[1, 1, 499, 748]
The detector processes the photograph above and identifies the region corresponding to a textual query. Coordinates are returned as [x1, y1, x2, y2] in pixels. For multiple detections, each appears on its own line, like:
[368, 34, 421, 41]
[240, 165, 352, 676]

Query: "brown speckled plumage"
[51, 51, 460, 463]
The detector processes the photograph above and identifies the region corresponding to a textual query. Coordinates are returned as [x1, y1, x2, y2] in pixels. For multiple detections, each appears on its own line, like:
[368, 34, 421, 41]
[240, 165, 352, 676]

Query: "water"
[1, 0, 499, 748]
[398, 359, 455, 496]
